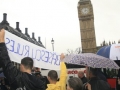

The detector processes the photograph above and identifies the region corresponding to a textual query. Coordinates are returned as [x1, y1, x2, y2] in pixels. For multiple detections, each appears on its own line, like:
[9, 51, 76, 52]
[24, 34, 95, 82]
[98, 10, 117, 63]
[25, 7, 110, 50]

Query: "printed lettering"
[14, 42, 19, 54]
[5, 38, 10, 50]
[68, 70, 78, 74]
[9, 40, 15, 52]
[35, 50, 41, 61]
[24, 45, 30, 57]
[32, 48, 36, 59]
[51, 53, 57, 65]
[40, 50, 45, 61]
[18, 43, 24, 56]
[5, 31, 61, 70]
[54, 55, 60, 65]
[43, 51, 49, 62]
[48, 52, 53, 63]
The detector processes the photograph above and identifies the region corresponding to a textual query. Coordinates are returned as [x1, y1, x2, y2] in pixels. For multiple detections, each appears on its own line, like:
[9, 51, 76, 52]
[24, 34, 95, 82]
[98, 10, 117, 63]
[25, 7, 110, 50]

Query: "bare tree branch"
[67, 47, 82, 54]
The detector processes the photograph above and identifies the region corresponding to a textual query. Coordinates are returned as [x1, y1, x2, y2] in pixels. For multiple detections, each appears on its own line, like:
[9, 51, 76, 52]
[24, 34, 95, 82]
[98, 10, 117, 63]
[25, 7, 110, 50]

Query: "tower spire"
[80, 0, 90, 2]
[78, 0, 96, 53]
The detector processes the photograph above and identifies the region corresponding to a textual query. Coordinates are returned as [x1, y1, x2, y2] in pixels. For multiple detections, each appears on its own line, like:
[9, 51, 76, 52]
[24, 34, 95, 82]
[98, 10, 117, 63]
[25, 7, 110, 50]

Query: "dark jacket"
[81, 76, 88, 84]
[0, 43, 45, 90]
[116, 69, 120, 90]
[83, 77, 110, 90]
[116, 78, 120, 90]
[97, 71, 107, 82]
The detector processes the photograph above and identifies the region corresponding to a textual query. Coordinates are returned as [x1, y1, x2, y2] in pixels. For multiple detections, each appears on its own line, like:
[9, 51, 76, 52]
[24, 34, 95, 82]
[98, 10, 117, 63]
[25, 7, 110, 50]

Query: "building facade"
[0, 13, 45, 70]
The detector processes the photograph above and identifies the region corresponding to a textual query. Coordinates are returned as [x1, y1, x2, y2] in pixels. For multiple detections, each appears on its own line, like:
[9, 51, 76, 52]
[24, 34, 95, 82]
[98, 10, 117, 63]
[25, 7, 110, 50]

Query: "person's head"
[86, 67, 97, 79]
[20, 57, 33, 73]
[67, 77, 83, 90]
[35, 72, 41, 78]
[78, 71, 84, 78]
[47, 70, 58, 83]
[35, 67, 40, 72]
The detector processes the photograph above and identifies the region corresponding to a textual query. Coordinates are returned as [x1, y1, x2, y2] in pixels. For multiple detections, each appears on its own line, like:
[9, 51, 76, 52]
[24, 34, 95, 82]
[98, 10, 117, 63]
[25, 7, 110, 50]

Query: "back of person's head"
[48, 70, 58, 82]
[20, 57, 33, 72]
[35, 71, 42, 78]
[86, 67, 97, 79]
[67, 77, 83, 90]
[89, 67, 97, 76]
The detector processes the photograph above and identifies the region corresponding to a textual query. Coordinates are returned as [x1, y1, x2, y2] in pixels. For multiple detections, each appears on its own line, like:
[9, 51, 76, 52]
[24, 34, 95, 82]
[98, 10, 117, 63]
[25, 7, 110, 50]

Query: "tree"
[101, 40, 108, 46]
[67, 47, 82, 55]
[109, 41, 111, 45]
[103, 40, 106, 46]
[114, 41, 116, 44]
[100, 40, 118, 46]
[112, 41, 114, 44]
[118, 40, 120, 43]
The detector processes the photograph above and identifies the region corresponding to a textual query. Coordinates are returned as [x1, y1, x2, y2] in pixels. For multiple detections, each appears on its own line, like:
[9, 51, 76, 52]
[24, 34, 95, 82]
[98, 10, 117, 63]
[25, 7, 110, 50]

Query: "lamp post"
[51, 38, 54, 51]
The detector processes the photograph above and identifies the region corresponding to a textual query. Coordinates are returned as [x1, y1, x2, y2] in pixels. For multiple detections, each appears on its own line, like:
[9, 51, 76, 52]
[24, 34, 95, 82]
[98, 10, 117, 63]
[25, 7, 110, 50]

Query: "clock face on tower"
[81, 8, 89, 15]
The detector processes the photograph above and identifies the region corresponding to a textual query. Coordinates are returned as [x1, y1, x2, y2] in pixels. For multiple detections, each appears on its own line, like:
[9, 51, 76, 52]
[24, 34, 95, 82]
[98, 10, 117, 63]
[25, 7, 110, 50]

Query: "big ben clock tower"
[78, 0, 97, 53]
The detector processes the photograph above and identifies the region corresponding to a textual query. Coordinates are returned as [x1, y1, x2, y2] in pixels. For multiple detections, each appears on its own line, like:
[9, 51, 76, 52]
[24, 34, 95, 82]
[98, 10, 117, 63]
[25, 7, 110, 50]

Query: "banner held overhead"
[5, 30, 60, 70]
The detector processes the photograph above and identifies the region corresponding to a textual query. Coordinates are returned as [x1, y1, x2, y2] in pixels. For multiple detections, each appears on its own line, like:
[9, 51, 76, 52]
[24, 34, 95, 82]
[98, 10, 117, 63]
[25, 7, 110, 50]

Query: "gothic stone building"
[78, 0, 97, 53]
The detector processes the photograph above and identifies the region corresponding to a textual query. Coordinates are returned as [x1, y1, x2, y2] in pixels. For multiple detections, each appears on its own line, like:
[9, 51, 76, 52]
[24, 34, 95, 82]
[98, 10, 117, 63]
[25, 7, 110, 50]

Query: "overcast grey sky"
[0, 0, 120, 53]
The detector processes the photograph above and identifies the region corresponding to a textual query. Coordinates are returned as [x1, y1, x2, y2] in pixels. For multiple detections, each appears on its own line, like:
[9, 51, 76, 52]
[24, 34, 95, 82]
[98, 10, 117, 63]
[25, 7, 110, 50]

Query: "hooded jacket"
[46, 62, 67, 90]
[0, 43, 45, 90]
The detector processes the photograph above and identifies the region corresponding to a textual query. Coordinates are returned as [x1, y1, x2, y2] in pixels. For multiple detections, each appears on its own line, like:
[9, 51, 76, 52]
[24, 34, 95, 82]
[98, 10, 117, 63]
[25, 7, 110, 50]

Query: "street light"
[51, 38, 54, 51]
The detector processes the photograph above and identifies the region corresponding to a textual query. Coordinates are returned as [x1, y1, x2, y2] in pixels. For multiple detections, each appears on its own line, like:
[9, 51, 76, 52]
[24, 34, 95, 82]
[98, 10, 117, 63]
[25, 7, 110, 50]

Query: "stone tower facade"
[78, 0, 96, 53]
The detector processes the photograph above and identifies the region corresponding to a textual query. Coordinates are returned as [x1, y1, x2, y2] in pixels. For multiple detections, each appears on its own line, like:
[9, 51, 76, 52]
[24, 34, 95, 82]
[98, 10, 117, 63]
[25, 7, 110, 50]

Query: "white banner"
[5, 30, 60, 70]
[110, 44, 120, 60]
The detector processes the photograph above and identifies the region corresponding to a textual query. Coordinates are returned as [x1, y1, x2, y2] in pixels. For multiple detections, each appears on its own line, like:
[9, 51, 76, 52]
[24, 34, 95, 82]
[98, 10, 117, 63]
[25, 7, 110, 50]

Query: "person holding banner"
[47, 53, 67, 90]
[0, 28, 45, 90]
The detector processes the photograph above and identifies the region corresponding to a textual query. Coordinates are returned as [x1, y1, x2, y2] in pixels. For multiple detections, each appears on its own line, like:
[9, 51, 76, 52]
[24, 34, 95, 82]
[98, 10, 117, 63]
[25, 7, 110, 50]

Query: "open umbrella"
[64, 53, 119, 69]
[97, 44, 120, 60]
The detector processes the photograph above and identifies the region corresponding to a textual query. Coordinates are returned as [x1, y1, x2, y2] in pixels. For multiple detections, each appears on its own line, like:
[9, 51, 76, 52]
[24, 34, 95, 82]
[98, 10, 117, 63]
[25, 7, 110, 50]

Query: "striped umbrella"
[64, 53, 119, 69]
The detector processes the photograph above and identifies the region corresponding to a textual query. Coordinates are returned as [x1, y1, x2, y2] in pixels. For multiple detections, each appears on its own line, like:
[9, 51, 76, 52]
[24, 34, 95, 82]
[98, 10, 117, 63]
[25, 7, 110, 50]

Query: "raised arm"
[0, 29, 21, 84]
[59, 54, 67, 85]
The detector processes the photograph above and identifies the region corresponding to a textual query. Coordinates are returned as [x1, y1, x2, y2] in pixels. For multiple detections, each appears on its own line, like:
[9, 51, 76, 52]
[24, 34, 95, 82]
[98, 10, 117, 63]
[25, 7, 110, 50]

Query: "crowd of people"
[0, 27, 120, 90]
